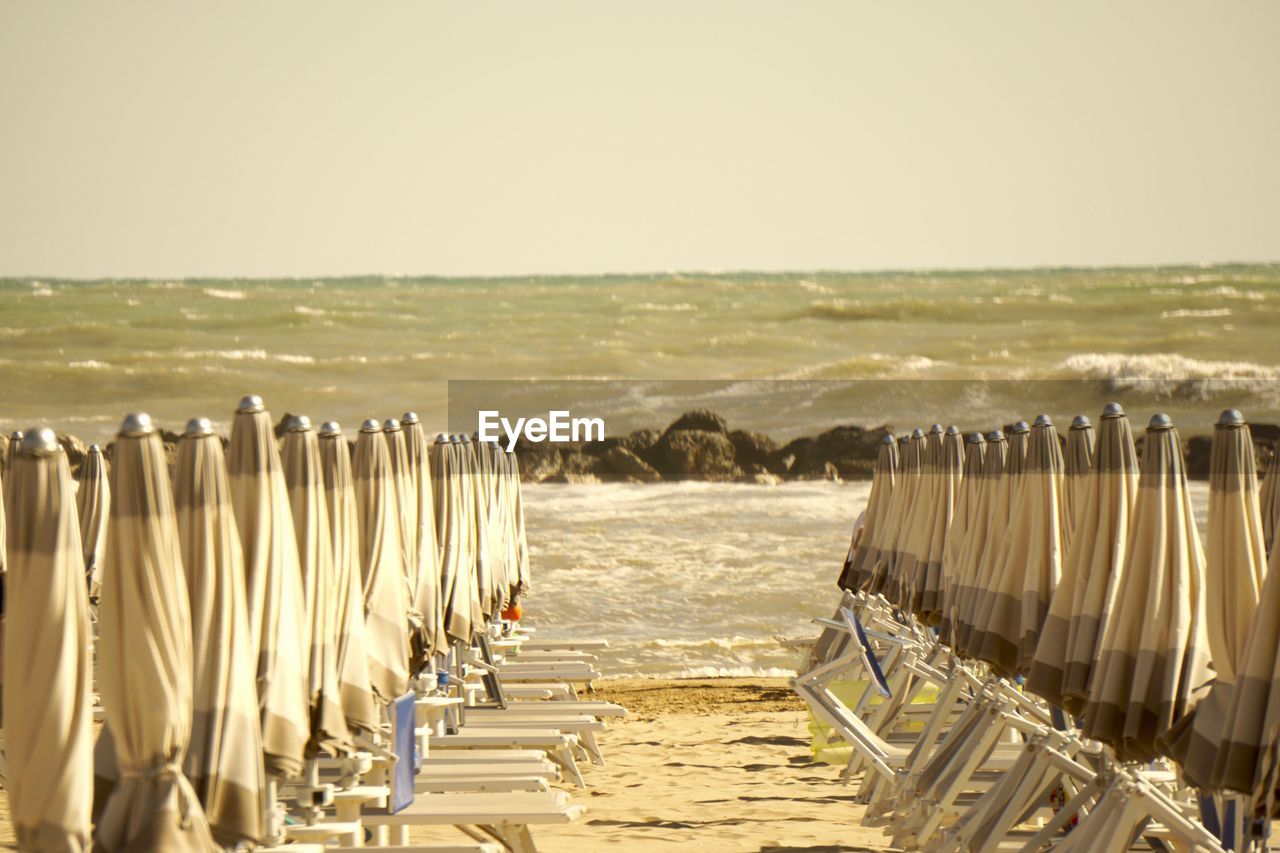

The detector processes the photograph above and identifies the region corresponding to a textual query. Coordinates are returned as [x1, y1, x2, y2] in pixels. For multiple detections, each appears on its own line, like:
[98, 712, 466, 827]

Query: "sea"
[0, 266, 1268, 676]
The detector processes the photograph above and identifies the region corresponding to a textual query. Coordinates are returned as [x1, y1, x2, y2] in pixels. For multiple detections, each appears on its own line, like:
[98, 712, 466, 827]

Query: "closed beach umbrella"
[281, 415, 351, 755]
[95, 413, 217, 851]
[317, 423, 379, 734]
[227, 395, 309, 779]
[432, 434, 467, 643]
[839, 433, 897, 592]
[900, 425, 945, 616]
[76, 443, 110, 597]
[1062, 415, 1095, 552]
[911, 425, 964, 623]
[5, 429, 21, 471]
[977, 415, 1065, 675]
[3, 428, 93, 852]
[868, 428, 924, 599]
[509, 448, 531, 602]
[1081, 413, 1212, 763]
[964, 421, 1030, 662]
[402, 412, 444, 662]
[1058, 403, 1140, 715]
[952, 430, 1005, 653]
[465, 436, 495, 622]
[172, 418, 264, 847]
[940, 432, 984, 643]
[479, 440, 513, 616]
[383, 418, 425, 661]
[1261, 440, 1280, 557]
[352, 420, 410, 701]
[1166, 410, 1268, 788]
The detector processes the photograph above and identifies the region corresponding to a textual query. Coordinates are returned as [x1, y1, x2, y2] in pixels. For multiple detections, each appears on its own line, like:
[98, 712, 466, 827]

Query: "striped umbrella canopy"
[352, 419, 410, 701]
[432, 434, 468, 644]
[1261, 439, 1280, 557]
[281, 416, 351, 756]
[908, 425, 964, 624]
[383, 418, 426, 662]
[963, 421, 1029, 662]
[1057, 403, 1141, 715]
[1081, 413, 1212, 763]
[172, 418, 264, 847]
[5, 429, 20, 471]
[95, 414, 217, 851]
[868, 428, 925, 599]
[838, 433, 897, 592]
[465, 437, 495, 621]
[1166, 410, 1268, 789]
[76, 443, 110, 597]
[317, 423, 379, 734]
[939, 432, 984, 642]
[480, 440, 514, 616]
[952, 430, 1005, 654]
[402, 412, 444, 662]
[3, 428, 93, 851]
[975, 415, 1065, 676]
[227, 395, 309, 779]
[900, 425, 944, 615]
[508, 448, 531, 602]
[1062, 415, 1096, 553]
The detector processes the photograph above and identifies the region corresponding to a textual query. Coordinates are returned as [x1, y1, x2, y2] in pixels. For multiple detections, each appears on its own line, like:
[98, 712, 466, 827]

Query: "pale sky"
[1, 1, 1278, 279]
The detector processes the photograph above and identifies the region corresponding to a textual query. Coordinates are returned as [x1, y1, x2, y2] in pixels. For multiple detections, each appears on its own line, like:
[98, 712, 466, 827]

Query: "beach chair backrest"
[844, 608, 892, 699]
[390, 692, 417, 813]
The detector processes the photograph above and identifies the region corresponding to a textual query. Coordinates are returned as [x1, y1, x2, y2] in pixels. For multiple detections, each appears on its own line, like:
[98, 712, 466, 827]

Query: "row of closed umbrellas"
[1, 395, 530, 851]
[839, 405, 1280, 809]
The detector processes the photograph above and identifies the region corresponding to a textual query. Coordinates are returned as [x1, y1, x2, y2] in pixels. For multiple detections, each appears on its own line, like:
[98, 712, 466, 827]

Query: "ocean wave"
[1161, 308, 1232, 319]
[68, 360, 110, 369]
[203, 288, 247, 300]
[1059, 352, 1280, 399]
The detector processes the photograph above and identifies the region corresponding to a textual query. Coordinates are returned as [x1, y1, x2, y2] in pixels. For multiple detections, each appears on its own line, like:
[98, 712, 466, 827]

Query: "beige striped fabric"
[1166, 411, 1268, 791]
[952, 431, 1004, 654]
[383, 419, 427, 665]
[839, 435, 897, 592]
[1261, 439, 1280, 558]
[465, 439, 494, 621]
[3, 429, 93, 852]
[172, 422, 265, 847]
[281, 419, 352, 756]
[867, 430, 924, 598]
[76, 443, 110, 597]
[509, 448, 531, 600]
[899, 426, 944, 614]
[1081, 414, 1211, 764]
[1062, 416, 1095, 553]
[317, 425, 380, 734]
[963, 423, 1029, 662]
[226, 398, 309, 779]
[94, 415, 217, 852]
[1058, 405, 1140, 716]
[939, 433, 984, 642]
[352, 421, 410, 701]
[976, 417, 1065, 676]
[403, 414, 444, 661]
[482, 441, 514, 616]
[908, 426, 963, 623]
[432, 436, 468, 644]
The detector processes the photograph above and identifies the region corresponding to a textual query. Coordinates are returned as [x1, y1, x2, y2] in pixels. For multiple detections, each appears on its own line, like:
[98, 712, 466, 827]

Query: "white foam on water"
[203, 287, 247, 300]
[1161, 308, 1232, 319]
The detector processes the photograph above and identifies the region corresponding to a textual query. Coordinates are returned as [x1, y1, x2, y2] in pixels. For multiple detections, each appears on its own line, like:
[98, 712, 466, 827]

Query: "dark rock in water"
[650, 429, 740, 481]
[517, 445, 562, 482]
[795, 461, 842, 482]
[1185, 435, 1211, 480]
[729, 430, 778, 469]
[58, 433, 91, 477]
[544, 450, 604, 484]
[662, 409, 728, 436]
[746, 463, 783, 486]
[623, 428, 661, 457]
[602, 446, 661, 482]
[773, 424, 892, 480]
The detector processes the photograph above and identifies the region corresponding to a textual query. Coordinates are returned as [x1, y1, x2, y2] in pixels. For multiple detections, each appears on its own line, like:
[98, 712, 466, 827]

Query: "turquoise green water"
[2, 265, 1279, 442]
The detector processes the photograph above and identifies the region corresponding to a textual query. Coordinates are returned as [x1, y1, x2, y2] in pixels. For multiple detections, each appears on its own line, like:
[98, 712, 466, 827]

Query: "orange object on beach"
[502, 603, 523, 622]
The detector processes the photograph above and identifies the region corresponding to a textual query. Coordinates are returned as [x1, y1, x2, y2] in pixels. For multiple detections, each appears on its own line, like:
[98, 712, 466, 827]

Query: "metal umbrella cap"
[929, 423, 944, 435]
[401, 412, 420, 425]
[987, 429, 1005, 442]
[1148, 412, 1175, 431]
[283, 414, 311, 433]
[434, 433, 450, 444]
[89, 444, 101, 453]
[184, 417, 214, 437]
[360, 418, 382, 433]
[911, 427, 925, 439]
[9, 429, 22, 443]
[383, 418, 401, 432]
[1011, 420, 1030, 434]
[881, 433, 896, 445]
[1217, 408, 1246, 428]
[946, 424, 961, 436]
[319, 421, 343, 437]
[20, 426, 59, 457]
[1071, 414, 1092, 430]
[1033, 414, 1053, 428]
[237, 394, 265, 414]
[1102, 402, 1125, 419]
[119, 412, 154, 437]
[967, 432, 986, 445]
